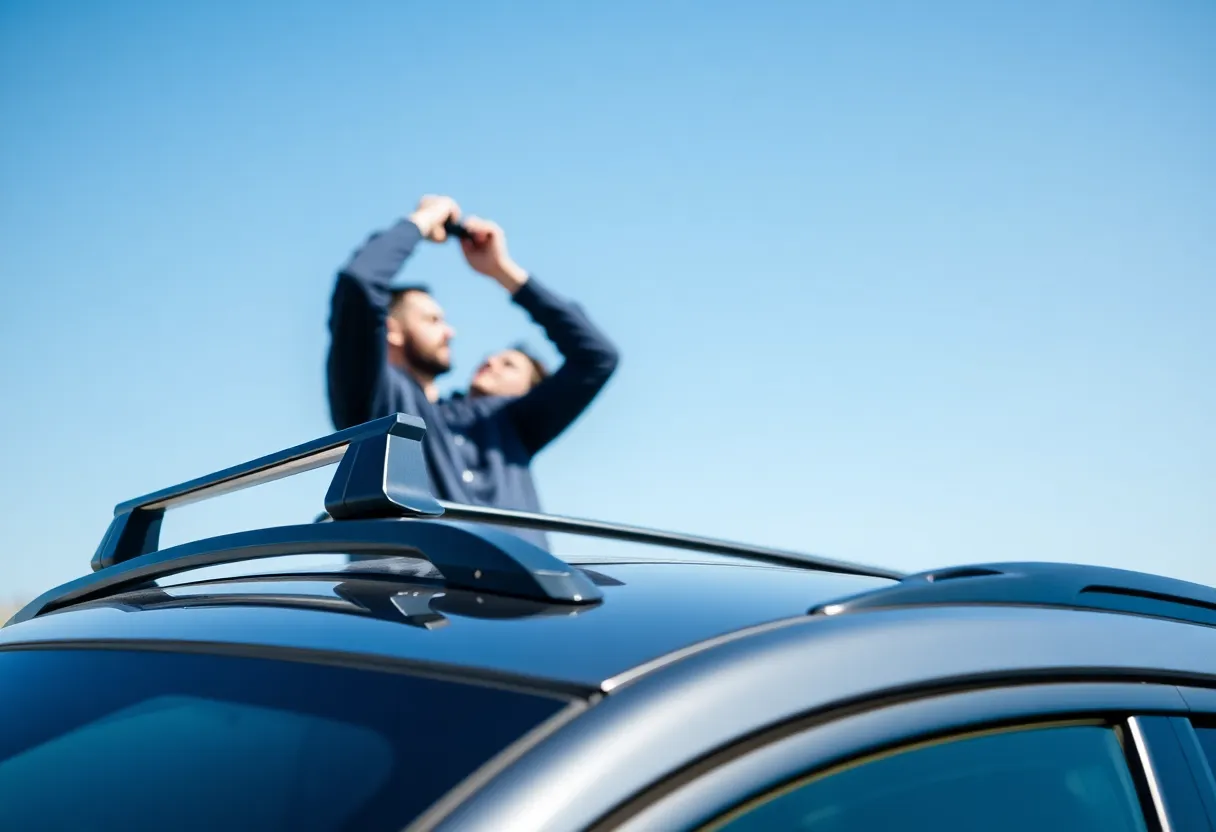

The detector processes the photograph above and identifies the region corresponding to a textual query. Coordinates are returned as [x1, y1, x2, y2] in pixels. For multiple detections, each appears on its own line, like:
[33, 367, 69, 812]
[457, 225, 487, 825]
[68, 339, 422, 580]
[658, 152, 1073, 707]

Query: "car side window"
[705, 722, 1150, 832]
[0, 648, 568, 832]
[1193, 723, 1216, 780]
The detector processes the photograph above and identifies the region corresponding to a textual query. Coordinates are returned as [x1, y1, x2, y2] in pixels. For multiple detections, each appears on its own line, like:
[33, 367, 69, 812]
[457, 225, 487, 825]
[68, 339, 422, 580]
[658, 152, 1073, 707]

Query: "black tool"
[444, 219, 472, 241]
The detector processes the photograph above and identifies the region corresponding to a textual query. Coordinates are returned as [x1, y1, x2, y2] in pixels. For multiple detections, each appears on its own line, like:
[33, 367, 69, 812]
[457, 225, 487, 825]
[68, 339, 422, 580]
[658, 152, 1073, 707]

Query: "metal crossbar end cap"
[324, 414, 445, 520]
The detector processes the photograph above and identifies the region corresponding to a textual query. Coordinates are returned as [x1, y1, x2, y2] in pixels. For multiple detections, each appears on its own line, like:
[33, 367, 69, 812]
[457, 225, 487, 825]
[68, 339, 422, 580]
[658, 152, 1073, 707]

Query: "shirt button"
[462, 470, 475, 483]
[453, 435, 465, 447]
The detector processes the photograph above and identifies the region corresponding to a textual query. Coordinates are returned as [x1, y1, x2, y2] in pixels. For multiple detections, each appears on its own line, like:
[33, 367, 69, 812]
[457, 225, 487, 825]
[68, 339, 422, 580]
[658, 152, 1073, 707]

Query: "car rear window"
[0, 648, 569, 831]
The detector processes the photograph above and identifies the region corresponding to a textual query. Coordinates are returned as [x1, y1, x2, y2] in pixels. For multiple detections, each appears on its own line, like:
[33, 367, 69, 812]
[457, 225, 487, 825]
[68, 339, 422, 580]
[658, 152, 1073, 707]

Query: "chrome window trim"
[1129, 716, 1173, 832]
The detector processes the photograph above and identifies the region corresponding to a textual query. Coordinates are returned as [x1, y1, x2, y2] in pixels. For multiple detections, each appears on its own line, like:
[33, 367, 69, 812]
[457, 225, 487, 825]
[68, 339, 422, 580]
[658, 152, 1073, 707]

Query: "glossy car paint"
[0, 561, 890, 690]
[610, 683, 1210, 831]
[427, 604, 1216, 832]
[7, 546, 1216, 832]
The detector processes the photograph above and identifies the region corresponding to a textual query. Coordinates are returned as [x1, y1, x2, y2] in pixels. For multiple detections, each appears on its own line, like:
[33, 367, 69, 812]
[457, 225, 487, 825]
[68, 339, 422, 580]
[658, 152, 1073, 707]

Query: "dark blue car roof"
[0, 556, 892, 692]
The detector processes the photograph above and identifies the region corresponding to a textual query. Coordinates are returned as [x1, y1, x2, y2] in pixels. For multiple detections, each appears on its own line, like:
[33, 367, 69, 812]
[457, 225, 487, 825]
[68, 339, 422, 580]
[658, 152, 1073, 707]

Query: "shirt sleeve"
[326, 219, 426, 429]
[504, 278, 620, 456]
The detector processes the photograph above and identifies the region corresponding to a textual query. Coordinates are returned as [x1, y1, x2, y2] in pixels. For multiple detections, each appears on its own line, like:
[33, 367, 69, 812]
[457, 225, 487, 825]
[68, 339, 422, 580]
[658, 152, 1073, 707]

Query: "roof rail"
[436, 504, 905, 580]
[92, 413, 442, 571]
[811, 562, 1216, 629]
[10, 520, 603, 625]
[56, 578, 599, 631]
[315, 505, 904, 581]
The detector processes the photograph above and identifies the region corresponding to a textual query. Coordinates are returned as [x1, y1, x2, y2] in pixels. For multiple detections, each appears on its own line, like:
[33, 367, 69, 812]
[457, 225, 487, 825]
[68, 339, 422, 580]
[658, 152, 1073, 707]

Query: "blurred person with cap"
[326, 195, 619, 547]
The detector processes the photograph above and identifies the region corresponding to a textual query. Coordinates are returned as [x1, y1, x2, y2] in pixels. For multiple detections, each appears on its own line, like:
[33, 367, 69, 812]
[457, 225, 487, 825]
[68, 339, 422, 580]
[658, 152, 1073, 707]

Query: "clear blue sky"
[1, 0, 1213, 601]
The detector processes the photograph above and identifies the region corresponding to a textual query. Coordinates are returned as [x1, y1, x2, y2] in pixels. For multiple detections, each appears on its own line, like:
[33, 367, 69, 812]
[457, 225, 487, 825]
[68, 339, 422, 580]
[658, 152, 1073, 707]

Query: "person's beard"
[405, 339, 451, 379]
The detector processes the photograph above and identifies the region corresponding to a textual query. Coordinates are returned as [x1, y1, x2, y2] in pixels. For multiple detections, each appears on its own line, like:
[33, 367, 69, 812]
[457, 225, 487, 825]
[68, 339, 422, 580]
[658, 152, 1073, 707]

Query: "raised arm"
[506, 279, 620, 454]
[459, 217, 620, 456]
[326, 196, 459, 429]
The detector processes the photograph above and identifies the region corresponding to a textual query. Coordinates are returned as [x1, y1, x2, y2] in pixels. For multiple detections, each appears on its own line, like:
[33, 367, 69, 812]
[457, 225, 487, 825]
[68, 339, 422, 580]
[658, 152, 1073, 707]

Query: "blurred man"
[327, 195, 619, 546]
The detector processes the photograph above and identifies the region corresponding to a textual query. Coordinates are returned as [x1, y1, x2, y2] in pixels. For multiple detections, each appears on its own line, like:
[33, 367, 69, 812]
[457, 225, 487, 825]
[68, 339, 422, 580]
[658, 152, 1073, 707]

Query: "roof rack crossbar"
[92, 413, 443, 572]
[14, 519, 603, 625]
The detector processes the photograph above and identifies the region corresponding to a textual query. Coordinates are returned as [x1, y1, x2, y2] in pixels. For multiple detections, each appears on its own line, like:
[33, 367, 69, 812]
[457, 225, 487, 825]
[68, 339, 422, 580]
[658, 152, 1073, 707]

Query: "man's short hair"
[512, 343, 550, 387]
[388, 284, 432, 313]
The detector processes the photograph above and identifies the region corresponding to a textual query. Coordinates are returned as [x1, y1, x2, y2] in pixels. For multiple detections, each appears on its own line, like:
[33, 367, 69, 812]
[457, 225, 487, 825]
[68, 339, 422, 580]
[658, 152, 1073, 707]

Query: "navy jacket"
[327, 219, 619, 546]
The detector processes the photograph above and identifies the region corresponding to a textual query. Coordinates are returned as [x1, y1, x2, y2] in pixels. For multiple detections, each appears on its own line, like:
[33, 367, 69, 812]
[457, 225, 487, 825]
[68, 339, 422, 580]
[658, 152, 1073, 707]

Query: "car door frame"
[604, 680, 1216, 832]
[1176, 688, 1216, 821]
[418, 606, 1216, 832]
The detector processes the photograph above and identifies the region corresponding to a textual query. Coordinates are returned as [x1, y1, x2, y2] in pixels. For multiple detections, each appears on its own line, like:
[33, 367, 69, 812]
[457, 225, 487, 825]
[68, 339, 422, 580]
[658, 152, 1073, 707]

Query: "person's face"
[470, 349, 537, 398]
[388, 291, 454, 377]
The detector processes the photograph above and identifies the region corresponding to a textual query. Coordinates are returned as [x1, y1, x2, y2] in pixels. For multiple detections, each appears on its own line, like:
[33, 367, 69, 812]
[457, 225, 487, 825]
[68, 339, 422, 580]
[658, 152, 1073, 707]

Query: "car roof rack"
[67, 579, 601, 631]
[10, 414, 603, 625]
[810, 561, 1216, 629]
[9, 412, 902, 627]
[11, 518, 605, 625]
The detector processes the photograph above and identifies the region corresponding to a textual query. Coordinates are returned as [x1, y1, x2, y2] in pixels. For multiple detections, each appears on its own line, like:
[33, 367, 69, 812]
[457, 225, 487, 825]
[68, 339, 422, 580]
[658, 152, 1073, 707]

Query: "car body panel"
[427, 605, 1216, 832]
[0, 562, 890, 690]
[1181, 687, 1216, 713]
[612, 682, 1205, 832]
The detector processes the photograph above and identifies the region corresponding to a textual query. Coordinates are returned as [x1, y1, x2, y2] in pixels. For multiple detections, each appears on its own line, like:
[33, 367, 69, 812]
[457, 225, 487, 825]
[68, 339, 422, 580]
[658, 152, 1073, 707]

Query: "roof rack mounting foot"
[91, 508, 166, 574]
[324, 424, 441, 521]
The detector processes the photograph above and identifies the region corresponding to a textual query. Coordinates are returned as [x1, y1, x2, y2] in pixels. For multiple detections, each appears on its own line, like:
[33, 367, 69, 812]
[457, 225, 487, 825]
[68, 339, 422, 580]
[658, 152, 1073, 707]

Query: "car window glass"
[0, 695, 394, 829]
[0, 649, 567, 831]
[1193, 724, 1216, 780]
[707, 723, 1149, 832]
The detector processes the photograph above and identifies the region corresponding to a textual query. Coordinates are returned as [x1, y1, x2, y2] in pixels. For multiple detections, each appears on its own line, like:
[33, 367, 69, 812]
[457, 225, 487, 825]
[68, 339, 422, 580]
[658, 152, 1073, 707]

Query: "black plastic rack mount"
[10, 414, 604, 625]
